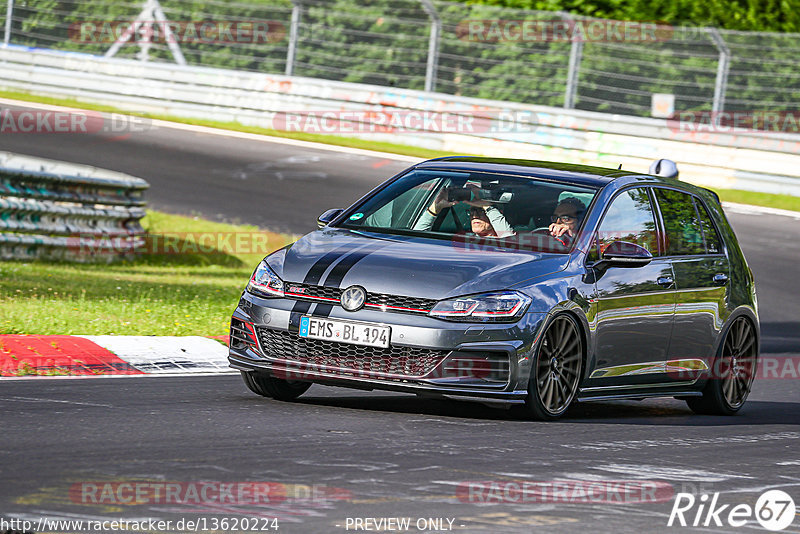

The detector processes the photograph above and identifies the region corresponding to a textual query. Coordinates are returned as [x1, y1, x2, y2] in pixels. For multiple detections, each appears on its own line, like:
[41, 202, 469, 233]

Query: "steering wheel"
[530, 226, 570, 248]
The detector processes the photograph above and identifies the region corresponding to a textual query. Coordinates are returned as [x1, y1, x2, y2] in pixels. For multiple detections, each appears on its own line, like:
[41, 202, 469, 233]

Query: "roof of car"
[415, 156, 641, 188]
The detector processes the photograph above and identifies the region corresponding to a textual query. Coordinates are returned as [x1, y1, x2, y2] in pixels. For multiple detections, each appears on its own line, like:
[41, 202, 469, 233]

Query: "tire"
[522, 314, 584, 421]
[241, 371, 311, 401]
[686, 316, 757, 415]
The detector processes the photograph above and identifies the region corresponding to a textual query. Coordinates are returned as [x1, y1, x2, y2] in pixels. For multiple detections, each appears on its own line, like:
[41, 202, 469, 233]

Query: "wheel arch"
[538, 301, 592, 383]
[714, 305, 760, 359]
[700, 305, 760, 390]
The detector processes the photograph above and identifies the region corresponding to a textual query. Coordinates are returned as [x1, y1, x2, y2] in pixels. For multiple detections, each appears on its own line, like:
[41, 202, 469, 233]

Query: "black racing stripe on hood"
[322, 243, 389, 289]
[313, 242, 392, 319]
[302, 247, 350, 285]
[288, 245, 354, 330]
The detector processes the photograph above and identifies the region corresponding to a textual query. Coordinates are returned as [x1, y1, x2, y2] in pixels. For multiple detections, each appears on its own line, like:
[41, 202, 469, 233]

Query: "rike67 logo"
[668, 490, 796, 531]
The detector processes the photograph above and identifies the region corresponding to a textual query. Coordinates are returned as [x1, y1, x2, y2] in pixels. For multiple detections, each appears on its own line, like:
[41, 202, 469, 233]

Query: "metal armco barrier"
[1, 46, 799, 196]
[0, 151, 148, 261]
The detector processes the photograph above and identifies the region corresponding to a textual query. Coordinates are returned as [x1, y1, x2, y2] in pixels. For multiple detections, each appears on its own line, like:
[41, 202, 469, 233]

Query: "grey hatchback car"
[229, 157, 758, 420]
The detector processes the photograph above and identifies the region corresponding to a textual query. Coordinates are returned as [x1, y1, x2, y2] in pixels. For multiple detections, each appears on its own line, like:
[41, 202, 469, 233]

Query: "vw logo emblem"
[340, 285, 366, 312]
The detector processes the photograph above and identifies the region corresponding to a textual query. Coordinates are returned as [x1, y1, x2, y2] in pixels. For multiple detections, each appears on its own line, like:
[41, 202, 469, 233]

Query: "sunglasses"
[551, 214, 577, 223]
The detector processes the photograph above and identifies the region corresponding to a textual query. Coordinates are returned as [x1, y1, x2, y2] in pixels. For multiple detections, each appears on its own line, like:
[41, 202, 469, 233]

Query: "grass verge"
[0, 211, 295, 336]
[715, 189, 800, 212]
[2, 88, 798, 213]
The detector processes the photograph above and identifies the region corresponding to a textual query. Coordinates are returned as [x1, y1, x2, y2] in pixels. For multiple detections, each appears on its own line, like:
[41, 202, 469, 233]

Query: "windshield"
[337, 169, 598, 253]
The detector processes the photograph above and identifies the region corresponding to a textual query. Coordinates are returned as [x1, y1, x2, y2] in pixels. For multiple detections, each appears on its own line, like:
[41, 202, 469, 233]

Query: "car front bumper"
[228, 291, 548, 403]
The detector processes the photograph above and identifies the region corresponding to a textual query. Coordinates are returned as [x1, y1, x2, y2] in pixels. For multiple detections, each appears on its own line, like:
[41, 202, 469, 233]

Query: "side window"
[654, 189, 704, 255]
[365, 182, 434, 228]
[597, 188, 659, 255]
[694, 198, 722, 254]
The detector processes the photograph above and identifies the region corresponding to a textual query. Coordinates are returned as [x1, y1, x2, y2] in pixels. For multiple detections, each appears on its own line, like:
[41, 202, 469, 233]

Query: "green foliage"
[469, 0, 800, 32]
[12, 0, 292, 69]
[8, 0, 800, 117]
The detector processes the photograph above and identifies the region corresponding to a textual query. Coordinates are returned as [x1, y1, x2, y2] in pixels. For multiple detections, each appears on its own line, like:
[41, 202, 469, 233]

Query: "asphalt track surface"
[2, 106, 800, 533]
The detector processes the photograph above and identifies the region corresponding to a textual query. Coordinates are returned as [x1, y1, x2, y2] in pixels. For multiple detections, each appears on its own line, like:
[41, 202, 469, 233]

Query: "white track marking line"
[592, 463, 752, 482]
[0, 371, 237, 381]
[562, 431, 800, 451]
[0, 97, 422, 163]
[3, 396, 113, 407]
[723, 201, 800, 219]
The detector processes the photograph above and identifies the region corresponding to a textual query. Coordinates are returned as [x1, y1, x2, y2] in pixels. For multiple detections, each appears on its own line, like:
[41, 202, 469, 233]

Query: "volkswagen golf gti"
[228, 157, 758, 420]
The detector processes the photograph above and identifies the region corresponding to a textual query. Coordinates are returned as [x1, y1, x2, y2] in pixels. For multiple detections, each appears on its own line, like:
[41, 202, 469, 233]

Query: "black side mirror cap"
[317, 208, 344, 228]
[595, 240, 653, 270]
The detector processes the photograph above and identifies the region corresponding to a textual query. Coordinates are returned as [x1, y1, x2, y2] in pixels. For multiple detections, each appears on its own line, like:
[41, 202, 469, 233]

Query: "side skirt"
[577, 389, 703, 402]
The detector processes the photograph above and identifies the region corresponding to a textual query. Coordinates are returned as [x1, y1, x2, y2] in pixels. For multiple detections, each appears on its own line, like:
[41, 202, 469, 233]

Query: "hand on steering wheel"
[548, 223, 573, 238]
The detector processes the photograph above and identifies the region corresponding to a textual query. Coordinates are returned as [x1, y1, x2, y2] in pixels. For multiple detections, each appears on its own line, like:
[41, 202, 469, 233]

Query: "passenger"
[467, 205, 515, 238]
[415, 187, 514, 238]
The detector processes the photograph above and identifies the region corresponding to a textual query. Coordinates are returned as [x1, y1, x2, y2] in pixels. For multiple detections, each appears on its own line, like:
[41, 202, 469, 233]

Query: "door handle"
[713, 273, 729, 285]
[657, 276, 674, 288]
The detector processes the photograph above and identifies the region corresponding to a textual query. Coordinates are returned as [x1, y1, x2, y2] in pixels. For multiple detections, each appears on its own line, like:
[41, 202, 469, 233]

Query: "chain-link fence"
[2, 0, 800, 117]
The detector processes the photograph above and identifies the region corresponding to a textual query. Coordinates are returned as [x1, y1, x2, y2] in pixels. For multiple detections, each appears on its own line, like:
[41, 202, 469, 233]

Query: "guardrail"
[1, 46, 799, 196]
[0, 151, 148, 261]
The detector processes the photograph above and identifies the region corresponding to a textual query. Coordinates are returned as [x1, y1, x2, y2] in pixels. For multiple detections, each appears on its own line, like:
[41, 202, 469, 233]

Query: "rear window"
[694, 198, 723, 254]
[654, 188, 705, 255]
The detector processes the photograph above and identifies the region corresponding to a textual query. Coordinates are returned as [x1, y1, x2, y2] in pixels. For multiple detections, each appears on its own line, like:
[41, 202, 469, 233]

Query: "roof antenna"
[617, 164, 622, 170]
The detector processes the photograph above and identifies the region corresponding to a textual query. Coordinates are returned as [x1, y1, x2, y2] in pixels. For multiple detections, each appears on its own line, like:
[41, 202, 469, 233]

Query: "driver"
[414, 187, 515, 238]
[547, 197, 586, 245]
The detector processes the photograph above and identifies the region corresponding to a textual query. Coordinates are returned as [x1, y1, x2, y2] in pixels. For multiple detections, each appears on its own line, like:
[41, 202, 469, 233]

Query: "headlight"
[429, 290, 531, 322]
[247, 260, 284, 297]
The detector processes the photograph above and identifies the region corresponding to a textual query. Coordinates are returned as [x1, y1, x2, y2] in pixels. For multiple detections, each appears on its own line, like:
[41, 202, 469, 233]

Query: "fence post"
[562, 12, 582, 109]
[708, 28, 729, 114]
[153, 0, 186, 65]
[3, 0, 12, 46]
[419, 0, 440, 92]
[285, 0, 302, 76]
[105, 0, 185, 65]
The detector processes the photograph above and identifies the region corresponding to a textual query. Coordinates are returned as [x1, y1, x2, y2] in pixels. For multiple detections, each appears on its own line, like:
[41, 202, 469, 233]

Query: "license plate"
[299, 316, 391, 348]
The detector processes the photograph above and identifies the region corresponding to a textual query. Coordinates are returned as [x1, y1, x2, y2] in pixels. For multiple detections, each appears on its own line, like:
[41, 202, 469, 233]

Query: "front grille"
[258, 328, 447, 379]
[284, 282, 437, 314]
[366, 293, 438, 313]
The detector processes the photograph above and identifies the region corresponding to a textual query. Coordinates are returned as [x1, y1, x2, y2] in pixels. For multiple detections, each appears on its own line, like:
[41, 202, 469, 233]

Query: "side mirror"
[596, 241, 653, 269]
[649, 158, 679, 179]
[317, 208, 343, 228]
